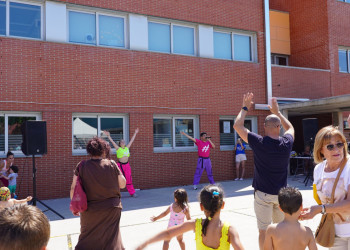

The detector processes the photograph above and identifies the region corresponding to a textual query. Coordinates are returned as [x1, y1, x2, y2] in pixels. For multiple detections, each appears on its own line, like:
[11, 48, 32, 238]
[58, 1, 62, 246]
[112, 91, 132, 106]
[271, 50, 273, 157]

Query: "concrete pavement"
[38, 176, 326, 250]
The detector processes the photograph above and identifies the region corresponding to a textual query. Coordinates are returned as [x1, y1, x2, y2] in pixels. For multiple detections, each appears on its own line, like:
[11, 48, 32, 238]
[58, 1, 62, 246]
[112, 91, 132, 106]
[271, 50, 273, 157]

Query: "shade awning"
[279, 94, 350, 116]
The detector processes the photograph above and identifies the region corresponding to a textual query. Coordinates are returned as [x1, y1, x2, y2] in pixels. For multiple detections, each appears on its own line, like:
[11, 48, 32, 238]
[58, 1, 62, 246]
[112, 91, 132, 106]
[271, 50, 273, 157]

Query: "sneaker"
[14, 195, 18, 199]
[193, 185, 198, 190]
[240, 178, 244, 181]
[234, 178, 239, 181]
[131, 193, 138, 198]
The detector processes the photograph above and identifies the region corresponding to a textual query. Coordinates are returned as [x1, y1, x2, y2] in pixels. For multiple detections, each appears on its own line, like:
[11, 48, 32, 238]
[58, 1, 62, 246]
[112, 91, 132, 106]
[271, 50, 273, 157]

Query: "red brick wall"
[0, 29, 268, 199]
[270, 0, 350, 97]
[270, 0, 330, 69]
[271, 66, 331, 99]
[327, 0, 350, 96]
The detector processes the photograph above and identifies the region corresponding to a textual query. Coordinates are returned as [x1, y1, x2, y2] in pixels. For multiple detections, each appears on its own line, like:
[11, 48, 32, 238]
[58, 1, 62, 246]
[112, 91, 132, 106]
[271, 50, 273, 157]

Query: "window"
[72, 114, 127, 154]
[339, 0, 350, 3]
[219, 117, 257, 150]
[234, 34, 251, 61]
[99, 15, 125, 47]
[148, 21, 195, 56]
[339, 49, 349, 73]
[0, 1, 5, 36]
[271, 54, 289, 66]
[0, 113, 40, 156]
[0, 1, 42, 39]
[213, 30, 254, 62]
[148, 22, 170, 53]
[214, 31, 232, 60]
[68, 10, 125, 48]
[173, 25, 194, 55]
[153, 116, 198, 151]
[69, 11, 96, 45]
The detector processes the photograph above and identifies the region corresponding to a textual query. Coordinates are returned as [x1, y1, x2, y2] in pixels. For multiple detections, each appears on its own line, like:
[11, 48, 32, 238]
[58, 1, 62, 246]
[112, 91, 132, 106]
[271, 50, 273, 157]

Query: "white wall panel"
[129, 14, 148, 51]
[46, 1, 67, 42]
[198, 25, 213, 58]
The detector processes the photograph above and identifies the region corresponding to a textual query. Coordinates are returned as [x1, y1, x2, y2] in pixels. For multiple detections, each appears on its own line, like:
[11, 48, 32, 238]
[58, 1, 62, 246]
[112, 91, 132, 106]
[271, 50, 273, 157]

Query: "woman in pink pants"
[104, 128, 139, 197]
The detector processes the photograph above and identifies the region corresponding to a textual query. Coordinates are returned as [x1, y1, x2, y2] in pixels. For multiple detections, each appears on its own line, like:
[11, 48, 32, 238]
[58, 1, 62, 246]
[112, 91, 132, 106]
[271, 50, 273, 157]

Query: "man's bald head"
[264, 115, 281, 128]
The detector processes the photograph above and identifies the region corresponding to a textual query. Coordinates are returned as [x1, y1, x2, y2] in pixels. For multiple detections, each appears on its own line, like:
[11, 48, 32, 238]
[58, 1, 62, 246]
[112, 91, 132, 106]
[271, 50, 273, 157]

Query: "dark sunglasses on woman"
[325, 142, 344, 151]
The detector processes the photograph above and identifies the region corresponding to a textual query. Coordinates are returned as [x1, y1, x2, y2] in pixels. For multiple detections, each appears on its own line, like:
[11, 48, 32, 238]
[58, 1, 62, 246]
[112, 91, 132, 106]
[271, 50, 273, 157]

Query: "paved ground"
[38, 176, 326, 250]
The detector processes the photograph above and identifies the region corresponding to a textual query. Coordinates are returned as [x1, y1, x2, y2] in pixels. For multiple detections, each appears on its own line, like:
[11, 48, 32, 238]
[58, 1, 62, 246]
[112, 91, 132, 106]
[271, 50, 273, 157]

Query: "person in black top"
[233, 93, 295, 250]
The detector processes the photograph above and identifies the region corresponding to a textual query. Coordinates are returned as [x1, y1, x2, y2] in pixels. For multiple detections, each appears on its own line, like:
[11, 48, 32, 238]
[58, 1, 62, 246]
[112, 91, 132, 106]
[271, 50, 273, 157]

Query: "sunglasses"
[325, 142, 344, 151]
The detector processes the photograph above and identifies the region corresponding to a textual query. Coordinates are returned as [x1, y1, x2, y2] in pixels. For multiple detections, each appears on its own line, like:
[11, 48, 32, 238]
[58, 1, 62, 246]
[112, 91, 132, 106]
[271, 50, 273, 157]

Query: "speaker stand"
[31, 155, 65, 219]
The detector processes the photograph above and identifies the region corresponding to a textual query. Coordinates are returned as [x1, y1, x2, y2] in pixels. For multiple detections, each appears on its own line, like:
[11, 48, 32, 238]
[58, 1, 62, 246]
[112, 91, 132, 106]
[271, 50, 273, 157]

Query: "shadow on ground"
[38, 176, 311, 221]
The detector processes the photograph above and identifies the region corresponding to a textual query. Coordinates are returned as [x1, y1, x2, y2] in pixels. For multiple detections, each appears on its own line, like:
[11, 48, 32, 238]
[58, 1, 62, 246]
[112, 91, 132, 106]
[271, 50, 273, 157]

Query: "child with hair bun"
[137, 185, 244, 250]
[150, 188, 191, 250]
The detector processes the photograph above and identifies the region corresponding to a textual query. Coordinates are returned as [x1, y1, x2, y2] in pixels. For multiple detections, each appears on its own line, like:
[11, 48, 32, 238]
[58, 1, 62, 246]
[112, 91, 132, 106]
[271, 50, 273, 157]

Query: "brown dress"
[74, 159, 125, 250]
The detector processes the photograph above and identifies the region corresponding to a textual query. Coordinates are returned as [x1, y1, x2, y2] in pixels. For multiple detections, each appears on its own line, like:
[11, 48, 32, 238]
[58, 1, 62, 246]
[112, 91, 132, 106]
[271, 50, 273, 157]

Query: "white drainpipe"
[255, 0, 272, 110]
[264, 0, 273, 106]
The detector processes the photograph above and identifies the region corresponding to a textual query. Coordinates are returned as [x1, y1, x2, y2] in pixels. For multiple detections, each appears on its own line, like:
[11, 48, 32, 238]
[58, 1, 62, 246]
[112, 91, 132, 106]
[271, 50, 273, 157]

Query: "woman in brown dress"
[70, 137, 126, 250]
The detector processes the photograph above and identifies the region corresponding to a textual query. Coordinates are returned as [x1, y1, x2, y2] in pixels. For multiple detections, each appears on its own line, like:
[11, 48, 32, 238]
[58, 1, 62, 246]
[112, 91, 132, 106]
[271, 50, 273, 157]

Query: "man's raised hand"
[243, 92, 254, 110]
[268, 97, 280, 115]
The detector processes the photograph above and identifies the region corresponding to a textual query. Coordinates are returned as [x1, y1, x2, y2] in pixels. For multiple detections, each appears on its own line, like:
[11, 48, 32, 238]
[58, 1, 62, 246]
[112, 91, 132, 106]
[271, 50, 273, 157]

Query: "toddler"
[150, 188, 191, 250]
[0, 187, 32, 210]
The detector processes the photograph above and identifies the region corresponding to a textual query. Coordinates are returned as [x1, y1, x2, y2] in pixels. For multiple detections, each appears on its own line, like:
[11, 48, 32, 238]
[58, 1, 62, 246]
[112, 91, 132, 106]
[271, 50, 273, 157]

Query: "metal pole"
[32, 155, 36, 206]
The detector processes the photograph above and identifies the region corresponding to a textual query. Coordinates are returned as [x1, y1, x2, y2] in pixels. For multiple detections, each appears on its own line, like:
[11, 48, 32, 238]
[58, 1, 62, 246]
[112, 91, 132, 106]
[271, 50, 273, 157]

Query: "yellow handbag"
[314, 159, 346, 247]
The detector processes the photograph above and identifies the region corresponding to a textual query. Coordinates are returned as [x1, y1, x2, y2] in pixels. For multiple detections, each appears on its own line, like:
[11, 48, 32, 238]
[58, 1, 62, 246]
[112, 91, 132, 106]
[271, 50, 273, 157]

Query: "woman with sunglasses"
[300, 125, 350, 249]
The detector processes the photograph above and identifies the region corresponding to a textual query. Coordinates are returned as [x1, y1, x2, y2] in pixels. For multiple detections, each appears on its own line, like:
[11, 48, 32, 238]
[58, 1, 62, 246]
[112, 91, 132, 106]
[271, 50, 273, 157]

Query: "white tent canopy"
[73, 118, 97, 136]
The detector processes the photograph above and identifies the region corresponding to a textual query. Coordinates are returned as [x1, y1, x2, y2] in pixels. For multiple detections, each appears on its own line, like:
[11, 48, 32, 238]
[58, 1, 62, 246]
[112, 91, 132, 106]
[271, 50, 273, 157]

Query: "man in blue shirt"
[233, 93, 294, 250]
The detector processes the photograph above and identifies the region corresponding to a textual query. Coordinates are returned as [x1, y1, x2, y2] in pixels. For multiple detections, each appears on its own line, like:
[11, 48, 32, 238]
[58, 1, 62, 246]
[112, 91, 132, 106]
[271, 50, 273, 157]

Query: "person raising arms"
[104, 128, 139, 197]
[233, 93, 294, 250]
[181, 131, 215, 190]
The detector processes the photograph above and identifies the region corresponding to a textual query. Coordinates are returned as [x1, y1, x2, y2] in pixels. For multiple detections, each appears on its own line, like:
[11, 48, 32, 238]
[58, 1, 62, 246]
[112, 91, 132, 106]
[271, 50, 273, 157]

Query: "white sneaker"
[234, 178, 239, 181]
[193, 185, 198, 190]
[240, 178, 244, 181]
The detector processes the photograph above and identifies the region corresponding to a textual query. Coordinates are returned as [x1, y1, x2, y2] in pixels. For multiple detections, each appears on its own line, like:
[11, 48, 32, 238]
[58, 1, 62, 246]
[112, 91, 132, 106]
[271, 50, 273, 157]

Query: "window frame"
[153, 115, 199, 153]
[213, 28, 256, 62]
[338, 48, 350, 73]
[67, 8, 127, 48]
[219, 116, 257, 151]
[271, 53, 289, 66]
[148, 20, 171, 53]
[232, 32, 253, 62]
[0, 0, 43, 40]
[72, 113, 128, 155]
[0, 112, 41, 157]
[171, 23, 196, 56]
[213, 30, 232, 60]
[147, 18, 197, 56]
[0, 0, 6, 36]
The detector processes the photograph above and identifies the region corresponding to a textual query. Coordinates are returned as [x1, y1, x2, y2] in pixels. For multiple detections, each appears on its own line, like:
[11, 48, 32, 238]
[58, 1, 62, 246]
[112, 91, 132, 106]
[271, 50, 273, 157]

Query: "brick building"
[0, 0, 349, 199]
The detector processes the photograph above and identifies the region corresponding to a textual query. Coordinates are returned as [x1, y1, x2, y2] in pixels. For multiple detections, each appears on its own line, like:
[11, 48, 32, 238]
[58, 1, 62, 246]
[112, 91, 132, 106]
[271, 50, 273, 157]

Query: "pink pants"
[117, 162, 135, 196]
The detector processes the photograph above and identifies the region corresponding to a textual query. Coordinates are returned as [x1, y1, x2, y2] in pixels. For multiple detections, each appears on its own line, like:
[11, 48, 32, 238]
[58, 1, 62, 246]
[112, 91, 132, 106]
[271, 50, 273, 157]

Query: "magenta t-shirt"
[195, 139, 212, 158]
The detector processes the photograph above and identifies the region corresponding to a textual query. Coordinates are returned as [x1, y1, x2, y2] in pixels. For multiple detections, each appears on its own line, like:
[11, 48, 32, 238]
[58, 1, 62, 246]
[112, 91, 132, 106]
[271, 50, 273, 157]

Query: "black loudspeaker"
[21, 121, 47, 155]
[302, 118, 318, 146]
